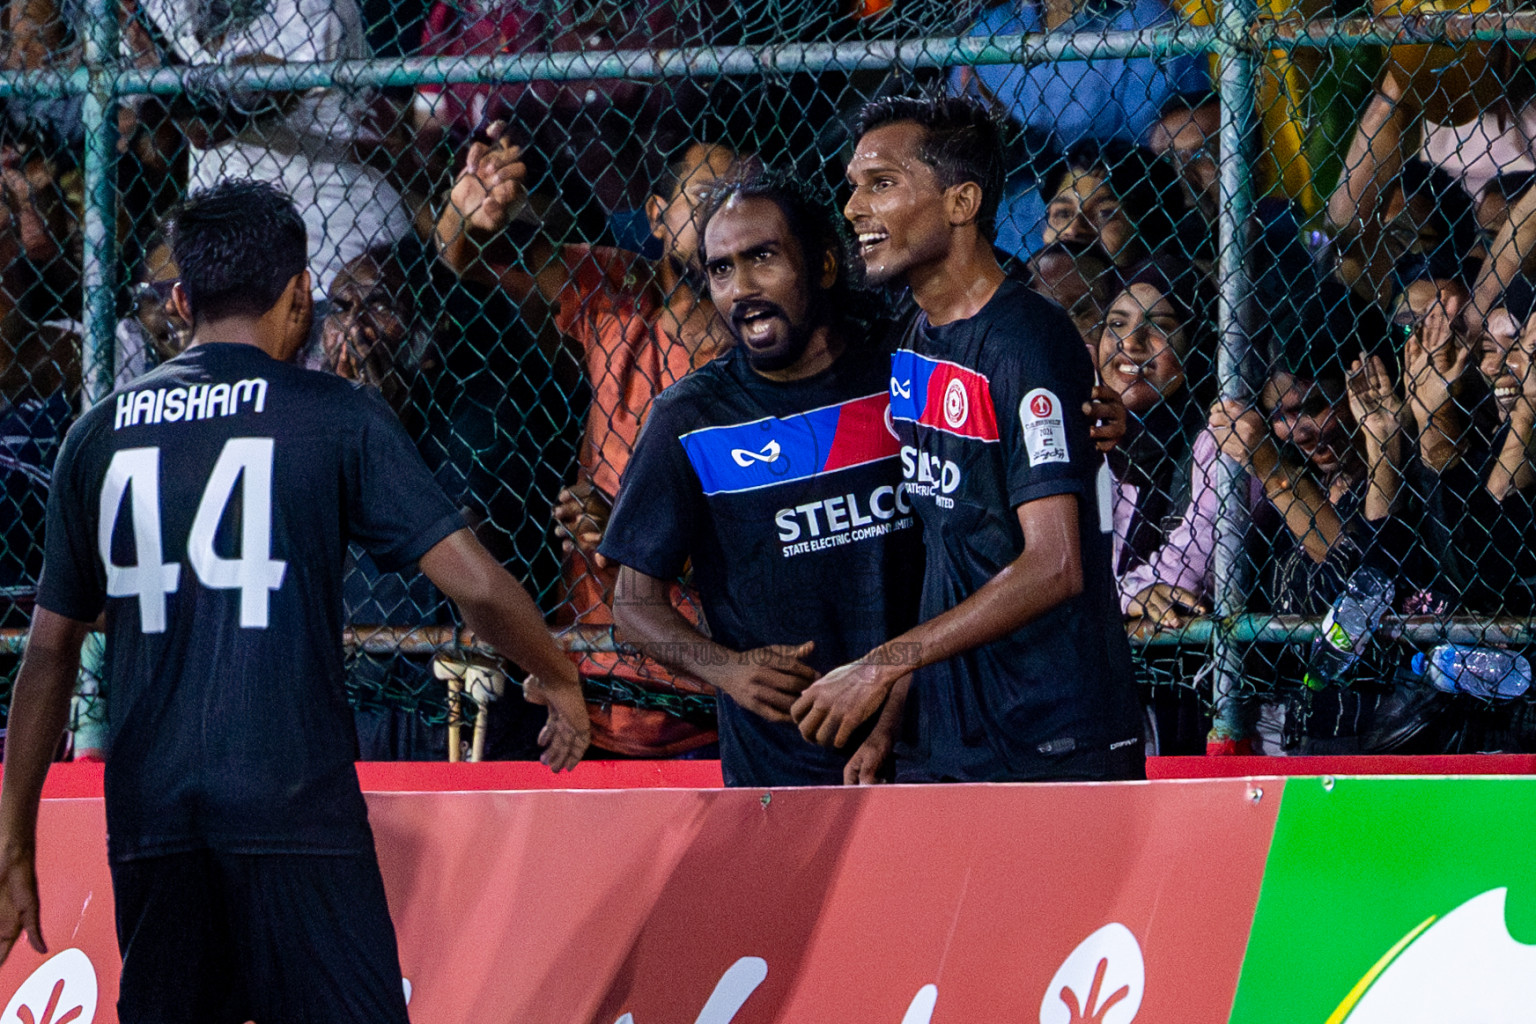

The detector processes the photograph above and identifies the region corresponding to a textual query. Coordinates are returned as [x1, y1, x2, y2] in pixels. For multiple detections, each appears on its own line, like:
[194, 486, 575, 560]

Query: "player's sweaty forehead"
[705, 196, 798, 263]
[846, 122, 936, 185]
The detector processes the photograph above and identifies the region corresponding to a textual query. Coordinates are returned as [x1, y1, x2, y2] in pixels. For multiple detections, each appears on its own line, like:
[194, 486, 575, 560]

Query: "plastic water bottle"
[1412, 644, 1533, 700]
[1304, 566, 1395, 690]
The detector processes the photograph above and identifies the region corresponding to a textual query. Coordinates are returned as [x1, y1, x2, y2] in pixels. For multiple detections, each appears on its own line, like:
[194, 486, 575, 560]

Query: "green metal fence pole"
[80, 0, 119, 408]
[1210, 0, 1260, 746]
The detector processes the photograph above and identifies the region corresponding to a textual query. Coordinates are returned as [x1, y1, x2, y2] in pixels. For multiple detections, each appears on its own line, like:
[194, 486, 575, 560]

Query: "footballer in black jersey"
[793, 96, 1142, 782]
[604, 172, 922, 787]
[0, 181, 588, 1022]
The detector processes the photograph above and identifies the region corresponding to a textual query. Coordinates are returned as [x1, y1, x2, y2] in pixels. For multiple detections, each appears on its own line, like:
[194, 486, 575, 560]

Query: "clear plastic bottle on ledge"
[1412, 644, 1532, 701]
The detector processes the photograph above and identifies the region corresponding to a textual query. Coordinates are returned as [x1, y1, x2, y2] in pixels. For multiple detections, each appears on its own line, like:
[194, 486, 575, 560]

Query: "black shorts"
[110, 849, 411, 1024]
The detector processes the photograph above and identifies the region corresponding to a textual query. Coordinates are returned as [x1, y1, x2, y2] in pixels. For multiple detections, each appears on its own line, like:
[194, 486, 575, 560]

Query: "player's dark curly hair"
[851, 94, 1006, 242]
[696, 167, 871, 333]
[166, 178, 308, 324]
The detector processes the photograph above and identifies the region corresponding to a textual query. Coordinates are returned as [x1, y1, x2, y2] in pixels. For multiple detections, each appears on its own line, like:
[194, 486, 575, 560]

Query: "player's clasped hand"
[711, 642, 818, 724]
[522, 673, 591, 773]
[792, 660, 890, 749]
[0, 844, 45, 969]
[842, 724, 894, 785]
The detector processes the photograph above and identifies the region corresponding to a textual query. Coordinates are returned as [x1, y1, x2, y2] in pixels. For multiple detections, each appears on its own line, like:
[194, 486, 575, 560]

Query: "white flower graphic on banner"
[614, 956, 767, 1024]
[2, 948, 97, 1024]
[1334, 888, 1536, 1023]
[1040, 923, 1145, 1024]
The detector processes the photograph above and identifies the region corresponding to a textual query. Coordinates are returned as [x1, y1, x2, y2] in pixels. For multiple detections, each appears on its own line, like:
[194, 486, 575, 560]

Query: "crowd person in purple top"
[1095, 259, 1215, 634]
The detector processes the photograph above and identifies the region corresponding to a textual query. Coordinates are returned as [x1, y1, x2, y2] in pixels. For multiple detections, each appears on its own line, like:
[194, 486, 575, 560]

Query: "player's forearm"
[0, 614, 89, 844]
[465, 589, 576, 691]
[863, 523, 1082, 689]
[611, 568, 737, 688]
[871, 673, 911, 738]
[419, 529, 576, 689]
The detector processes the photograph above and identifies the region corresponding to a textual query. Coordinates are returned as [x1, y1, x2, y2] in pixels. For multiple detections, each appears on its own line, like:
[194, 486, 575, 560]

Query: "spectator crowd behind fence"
[1, 0, 1535, 768]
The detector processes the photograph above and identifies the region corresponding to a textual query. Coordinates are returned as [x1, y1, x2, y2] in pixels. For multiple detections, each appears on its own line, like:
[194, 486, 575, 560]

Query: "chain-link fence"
[2, 0, 1535, 760]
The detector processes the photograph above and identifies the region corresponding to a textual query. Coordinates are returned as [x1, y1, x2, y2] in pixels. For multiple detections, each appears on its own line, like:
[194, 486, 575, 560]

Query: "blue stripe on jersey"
[888, 349, 936, 423]
[678, 393, 891, 496]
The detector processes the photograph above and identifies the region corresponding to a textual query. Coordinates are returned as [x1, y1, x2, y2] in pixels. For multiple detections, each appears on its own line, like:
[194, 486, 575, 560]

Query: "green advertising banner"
[1231, 777, 1536, 1023]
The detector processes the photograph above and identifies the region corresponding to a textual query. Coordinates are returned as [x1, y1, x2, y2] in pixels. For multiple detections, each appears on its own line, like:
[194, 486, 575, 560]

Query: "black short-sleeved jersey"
[600, 343, 923, 787]
[38, 344, 463, 861]
[888, 278, 1141, 781]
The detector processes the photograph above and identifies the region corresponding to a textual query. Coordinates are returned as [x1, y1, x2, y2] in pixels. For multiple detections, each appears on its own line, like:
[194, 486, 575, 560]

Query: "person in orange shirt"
[436, 128, 742, 758]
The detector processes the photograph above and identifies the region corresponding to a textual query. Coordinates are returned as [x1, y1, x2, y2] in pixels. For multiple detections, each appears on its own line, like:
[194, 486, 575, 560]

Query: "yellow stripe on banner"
[1322, 914, 1438, 1024]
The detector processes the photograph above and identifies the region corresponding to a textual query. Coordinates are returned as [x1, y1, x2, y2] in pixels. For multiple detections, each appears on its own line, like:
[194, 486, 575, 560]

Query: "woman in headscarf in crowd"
[1096, 258, 1215, 631]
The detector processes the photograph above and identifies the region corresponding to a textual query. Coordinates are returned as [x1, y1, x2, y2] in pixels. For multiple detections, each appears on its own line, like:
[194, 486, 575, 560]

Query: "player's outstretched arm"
[418, 529, 589, 771]
[793, 494, 1083, 748]
[0, 607, 91, 967]
[612, 565, 818, 725]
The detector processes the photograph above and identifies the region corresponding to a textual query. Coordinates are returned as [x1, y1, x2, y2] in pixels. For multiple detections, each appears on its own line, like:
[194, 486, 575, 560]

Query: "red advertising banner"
[0, 769, 1279, 1024]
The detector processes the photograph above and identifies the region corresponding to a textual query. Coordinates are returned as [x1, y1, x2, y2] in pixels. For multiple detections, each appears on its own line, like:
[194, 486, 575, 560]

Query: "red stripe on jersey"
[822, 392, 901, 472]
[917, 361, 1000, 442]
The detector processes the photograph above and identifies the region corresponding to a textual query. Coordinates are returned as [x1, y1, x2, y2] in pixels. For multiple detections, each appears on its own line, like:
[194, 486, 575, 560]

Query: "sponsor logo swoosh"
[891, 377, 912, 399]
[731, 440, 781, 467]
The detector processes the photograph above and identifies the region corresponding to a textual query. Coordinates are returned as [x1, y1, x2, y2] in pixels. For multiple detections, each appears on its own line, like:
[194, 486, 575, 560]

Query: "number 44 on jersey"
[100, 437, 288, 633]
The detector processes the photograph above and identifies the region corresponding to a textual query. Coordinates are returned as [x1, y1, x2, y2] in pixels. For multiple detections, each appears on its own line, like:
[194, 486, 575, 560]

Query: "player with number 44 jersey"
[0, 181, 588, 1024]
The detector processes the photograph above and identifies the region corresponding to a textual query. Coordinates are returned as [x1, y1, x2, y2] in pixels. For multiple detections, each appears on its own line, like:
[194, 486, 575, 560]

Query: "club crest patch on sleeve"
[1020, 388, 1069, 466]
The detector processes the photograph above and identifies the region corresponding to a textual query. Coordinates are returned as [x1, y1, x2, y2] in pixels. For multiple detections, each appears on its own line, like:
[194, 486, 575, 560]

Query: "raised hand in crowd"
[1209, 396, 1347, 564]
[1348, 353, 1406, 443]
[1403, 298, 1472, 471]
[1471, 178, 1536, 337]
[1348, 352, 1407, 520]
[446, 123, 529, 236]
[435, 121, 537, 294]
[0, 147, 61, 267]
[1208, 398, 1271, 472]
